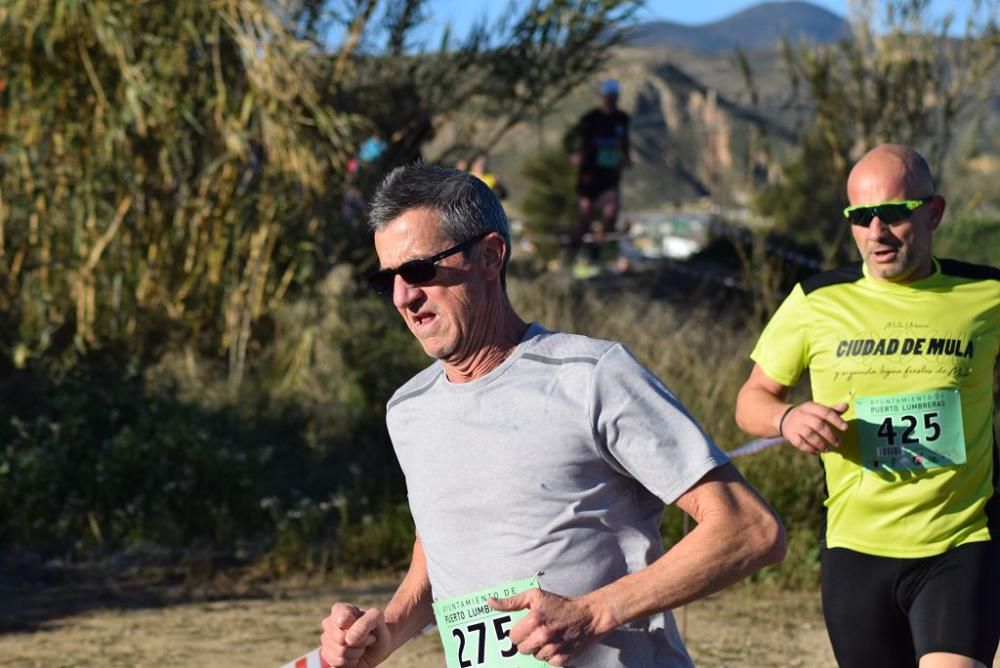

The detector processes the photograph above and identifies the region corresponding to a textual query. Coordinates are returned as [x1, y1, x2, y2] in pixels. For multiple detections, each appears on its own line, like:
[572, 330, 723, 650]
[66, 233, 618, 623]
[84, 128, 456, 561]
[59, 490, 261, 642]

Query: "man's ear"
[927, 195, 946, 231]
[480, 233, 506, 281]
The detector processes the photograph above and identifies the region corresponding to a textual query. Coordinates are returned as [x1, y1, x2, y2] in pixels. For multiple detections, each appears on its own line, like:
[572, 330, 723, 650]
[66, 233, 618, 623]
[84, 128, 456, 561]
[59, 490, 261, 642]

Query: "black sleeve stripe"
[801, 262, 864, 295]
[938, 258, 1000, 281]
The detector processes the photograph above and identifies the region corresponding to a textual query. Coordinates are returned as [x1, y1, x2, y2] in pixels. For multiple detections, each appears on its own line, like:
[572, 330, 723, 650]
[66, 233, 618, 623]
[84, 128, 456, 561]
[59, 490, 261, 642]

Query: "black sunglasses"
[367, 231, 490, 295]
[842, 197, 933, 227]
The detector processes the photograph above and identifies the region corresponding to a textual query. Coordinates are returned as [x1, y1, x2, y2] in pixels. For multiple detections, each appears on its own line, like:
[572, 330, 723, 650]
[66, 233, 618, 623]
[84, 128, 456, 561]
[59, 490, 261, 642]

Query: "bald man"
[735, 144, 1000, 667]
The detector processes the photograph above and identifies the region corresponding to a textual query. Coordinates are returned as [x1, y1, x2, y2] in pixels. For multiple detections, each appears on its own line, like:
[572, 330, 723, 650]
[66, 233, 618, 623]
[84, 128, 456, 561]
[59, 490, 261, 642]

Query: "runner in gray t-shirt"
[390, 323, 726, 665]
[320, 164, 786, 668]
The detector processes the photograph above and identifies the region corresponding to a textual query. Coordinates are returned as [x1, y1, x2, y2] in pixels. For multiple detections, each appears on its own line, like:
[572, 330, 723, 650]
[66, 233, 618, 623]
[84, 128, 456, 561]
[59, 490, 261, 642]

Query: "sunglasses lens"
[848, 204, 913, 227]
[368, 260, 439, 295]
[876, 204, 910, 224]
[397, 260, 437, 286]
[368, 270, 394, 295]
[848, 209, 874, 226]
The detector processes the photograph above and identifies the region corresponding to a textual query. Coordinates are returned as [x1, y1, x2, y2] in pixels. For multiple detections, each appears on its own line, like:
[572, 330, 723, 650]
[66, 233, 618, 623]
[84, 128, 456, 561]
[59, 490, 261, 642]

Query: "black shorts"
[576, 168, 621, 199]
[821, 541, 1000, 667]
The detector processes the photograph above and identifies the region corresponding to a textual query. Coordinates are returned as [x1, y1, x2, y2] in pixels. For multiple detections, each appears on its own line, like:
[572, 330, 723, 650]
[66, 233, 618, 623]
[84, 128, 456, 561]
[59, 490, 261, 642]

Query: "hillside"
[427, 3, 1000, 213]
[627, 1, 850, 53]
[442, 45, 804, 209]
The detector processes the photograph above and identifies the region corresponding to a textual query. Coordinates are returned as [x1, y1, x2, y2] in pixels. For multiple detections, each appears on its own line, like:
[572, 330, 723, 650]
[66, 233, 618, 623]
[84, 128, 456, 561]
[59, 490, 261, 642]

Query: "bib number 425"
[856, 389, 966, 471]
[876, 411, 941, 446]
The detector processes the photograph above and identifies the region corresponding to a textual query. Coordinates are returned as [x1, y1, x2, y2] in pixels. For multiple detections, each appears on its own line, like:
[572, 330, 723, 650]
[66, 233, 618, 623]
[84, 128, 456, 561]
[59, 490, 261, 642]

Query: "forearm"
[735, 384, 791, 437]
[383, 539, 435, 653]
[582, 512, 783, 633]
[580, 468, 786, 634]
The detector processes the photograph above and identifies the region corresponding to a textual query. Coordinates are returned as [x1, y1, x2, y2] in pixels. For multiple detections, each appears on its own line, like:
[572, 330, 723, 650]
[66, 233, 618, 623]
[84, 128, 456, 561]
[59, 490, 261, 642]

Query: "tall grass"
[1, 269, 824, 586]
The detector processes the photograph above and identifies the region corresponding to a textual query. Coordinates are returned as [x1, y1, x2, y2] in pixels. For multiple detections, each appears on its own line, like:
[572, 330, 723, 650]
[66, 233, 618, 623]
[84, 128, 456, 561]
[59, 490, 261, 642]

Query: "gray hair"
[368, 163, 511, 288]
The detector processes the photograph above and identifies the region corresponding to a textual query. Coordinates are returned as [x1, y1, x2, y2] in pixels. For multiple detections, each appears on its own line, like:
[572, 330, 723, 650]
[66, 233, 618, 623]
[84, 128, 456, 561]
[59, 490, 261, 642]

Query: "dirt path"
[6, 571, 1000, 668]
[2, 577, 839, 667]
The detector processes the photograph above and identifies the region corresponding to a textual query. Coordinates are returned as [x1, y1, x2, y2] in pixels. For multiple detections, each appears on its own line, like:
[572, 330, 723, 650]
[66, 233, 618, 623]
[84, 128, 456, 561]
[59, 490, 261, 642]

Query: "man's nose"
[392, 274, 422, 309]
[867, 216, 889, 240]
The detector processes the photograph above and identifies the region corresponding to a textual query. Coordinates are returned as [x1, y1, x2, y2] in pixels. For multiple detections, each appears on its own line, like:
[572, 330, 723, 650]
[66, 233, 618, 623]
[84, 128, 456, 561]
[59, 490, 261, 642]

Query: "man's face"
[374, 208, 486, 361]
[847, 170, 941, 283]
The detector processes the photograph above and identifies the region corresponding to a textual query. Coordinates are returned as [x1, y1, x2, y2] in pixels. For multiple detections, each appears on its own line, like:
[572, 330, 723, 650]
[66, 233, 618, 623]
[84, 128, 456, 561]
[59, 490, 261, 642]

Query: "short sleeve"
[589, 344, 729, 505]
[750, 284, 812, 386]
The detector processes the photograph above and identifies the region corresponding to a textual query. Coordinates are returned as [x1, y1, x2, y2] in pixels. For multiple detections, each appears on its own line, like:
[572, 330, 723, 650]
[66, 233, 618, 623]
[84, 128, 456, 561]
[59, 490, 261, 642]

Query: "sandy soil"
[1, 572, 840, 667]
[4, 569, 998, 668]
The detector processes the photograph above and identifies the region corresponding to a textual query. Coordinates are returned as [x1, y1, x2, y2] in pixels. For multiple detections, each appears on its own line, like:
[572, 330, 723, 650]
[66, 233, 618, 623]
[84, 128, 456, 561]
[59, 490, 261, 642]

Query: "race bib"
[432, 576, 548, 668]
[595, 147, 620, 168]
[855, 388, 966, 471]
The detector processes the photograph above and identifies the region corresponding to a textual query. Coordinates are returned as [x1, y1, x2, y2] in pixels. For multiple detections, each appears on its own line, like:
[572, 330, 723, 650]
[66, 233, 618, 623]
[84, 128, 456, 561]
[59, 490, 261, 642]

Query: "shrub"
[1, 270, 829, 586]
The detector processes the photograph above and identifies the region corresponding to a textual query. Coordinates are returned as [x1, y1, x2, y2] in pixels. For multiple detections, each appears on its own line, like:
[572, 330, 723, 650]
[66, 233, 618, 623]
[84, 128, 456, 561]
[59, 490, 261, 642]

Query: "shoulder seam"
[522, 352, 600, 367]
[937, 258, 1000, 281]
[801, 262, 864, 295]
[386, 372, 441, 411]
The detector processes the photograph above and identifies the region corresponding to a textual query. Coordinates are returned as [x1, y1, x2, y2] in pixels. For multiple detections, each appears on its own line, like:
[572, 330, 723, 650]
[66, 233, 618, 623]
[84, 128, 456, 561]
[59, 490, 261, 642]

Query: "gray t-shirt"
[387, 323, 729, 666]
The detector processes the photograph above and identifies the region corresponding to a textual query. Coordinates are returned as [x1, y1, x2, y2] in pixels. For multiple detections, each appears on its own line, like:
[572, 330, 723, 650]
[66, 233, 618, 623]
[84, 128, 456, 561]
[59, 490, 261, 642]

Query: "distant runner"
[568, 79, 631, 266]
[735, 143, 1000, 668]
[468, 154, 507, 200]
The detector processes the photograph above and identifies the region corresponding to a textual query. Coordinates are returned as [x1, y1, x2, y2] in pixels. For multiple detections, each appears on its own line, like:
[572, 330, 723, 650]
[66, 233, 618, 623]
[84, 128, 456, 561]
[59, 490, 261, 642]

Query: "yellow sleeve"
[750, 284, 812, 386]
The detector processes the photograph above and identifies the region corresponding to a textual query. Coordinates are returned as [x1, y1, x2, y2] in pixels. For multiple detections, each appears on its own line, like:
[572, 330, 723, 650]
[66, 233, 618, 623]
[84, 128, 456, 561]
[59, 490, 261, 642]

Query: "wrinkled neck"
[443, 293, 526, 383]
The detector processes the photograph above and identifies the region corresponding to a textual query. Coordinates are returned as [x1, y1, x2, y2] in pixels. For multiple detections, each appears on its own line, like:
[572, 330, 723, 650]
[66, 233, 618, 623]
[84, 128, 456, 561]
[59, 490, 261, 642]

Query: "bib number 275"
[432, 575, 549, 668]
[451, 615, 517, 667]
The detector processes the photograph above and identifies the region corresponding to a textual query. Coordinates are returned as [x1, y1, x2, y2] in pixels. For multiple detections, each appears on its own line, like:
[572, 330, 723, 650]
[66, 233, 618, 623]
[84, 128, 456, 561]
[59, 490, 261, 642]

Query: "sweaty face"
[847, 169, 939, 283]
[374, 209, 485, 361]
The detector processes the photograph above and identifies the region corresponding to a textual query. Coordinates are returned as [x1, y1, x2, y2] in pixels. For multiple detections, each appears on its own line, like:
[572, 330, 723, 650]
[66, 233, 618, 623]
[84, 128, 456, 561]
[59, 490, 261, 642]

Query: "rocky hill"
[627, 1, 850, 53]
[456, 44, 804, 209]
[428, 2, 999, 212]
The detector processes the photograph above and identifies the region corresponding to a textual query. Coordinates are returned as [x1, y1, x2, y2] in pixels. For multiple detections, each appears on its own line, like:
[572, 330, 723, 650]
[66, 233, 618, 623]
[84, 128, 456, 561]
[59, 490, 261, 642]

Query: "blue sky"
[419, 0, 844, 33]
[411, 0, 986, 42]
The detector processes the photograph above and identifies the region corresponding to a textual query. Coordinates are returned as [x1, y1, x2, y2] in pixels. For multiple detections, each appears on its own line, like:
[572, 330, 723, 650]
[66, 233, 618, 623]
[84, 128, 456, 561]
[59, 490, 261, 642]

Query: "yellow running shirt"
[752, 258, 1000, 558]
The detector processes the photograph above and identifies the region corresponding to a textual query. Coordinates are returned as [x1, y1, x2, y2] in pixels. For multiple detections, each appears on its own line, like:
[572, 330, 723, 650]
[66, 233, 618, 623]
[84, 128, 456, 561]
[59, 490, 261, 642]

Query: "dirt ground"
[1, 569, 841, 668]
[2, 570, 997, 668]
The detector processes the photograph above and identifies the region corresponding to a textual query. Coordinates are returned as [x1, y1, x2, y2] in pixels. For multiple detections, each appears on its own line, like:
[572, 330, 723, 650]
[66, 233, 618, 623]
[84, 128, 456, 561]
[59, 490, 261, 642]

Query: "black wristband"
[778, 405, 795, 438]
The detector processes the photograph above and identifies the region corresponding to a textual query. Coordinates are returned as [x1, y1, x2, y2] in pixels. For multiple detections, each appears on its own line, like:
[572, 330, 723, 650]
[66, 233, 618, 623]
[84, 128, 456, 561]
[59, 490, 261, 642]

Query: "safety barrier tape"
[718, 227, 824, 271]
[726, 436, 785, 458]
[282, 434, 787, 667]
[281, 647, 327, 668]
[519, 236, 816, 297]
[522, 226, 823, 272]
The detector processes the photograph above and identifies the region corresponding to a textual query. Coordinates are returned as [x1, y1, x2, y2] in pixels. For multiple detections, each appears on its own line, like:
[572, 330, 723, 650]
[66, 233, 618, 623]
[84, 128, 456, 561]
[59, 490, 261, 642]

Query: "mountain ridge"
[627, 1, 850, 53]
